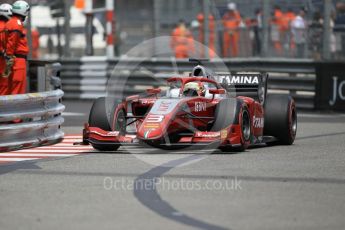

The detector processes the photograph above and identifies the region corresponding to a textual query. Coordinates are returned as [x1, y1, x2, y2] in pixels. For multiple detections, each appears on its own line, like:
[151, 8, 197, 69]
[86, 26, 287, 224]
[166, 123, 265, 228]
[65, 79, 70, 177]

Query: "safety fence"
[59, 57, 317, 109]
[0, 90, 65, 152]
[218, 25, 345, 60]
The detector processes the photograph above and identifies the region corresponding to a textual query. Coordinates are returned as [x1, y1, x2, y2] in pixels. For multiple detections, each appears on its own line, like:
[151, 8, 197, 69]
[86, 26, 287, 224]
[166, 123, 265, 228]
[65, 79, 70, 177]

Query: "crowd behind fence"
[216, 25, 345, 60]
[22, 0, 345, 61]
[192, 1, 345, 60]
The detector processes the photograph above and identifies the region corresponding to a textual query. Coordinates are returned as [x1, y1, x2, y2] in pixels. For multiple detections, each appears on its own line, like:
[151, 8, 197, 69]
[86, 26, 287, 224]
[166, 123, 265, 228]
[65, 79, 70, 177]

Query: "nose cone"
[143, 129, 162, 140]
[137, 123, 163, 140]
[138, 99, 179, 140]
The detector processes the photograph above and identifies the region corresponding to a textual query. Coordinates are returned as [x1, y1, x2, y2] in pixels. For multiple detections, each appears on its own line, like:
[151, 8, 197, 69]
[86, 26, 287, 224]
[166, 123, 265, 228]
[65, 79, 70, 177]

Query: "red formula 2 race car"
[82, 61, 297, 152]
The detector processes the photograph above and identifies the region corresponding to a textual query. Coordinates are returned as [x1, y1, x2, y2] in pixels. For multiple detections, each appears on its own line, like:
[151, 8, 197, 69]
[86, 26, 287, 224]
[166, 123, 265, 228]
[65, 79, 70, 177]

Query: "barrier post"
[105, 0, 114, 58]
[261, 0, 270, 57]
[322, 0, 332, 60]
[85, 0, 94, 56]
[37, 66, 46, 92]
[63, 0, 71, 57]
[202, 0, 210, 59]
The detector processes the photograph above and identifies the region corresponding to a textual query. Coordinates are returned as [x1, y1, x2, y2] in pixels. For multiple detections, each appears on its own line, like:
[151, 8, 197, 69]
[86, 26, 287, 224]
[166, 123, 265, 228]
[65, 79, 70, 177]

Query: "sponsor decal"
[329, 76, 345, 106]
[144, 130, 150, 139]
[144, 123, 160, 129]
[150, 99, 179, 115]
[253, 116, 264, 128]
[195, 101, 207, 112]
[219, 75, 259, 85]
[108, 131, 120, 136]
[146, 114, 164, 123]
[140, 99, 155, 105]
[158, 101, 172, 112]
[220, 129, 228, 140]
[195, 132, 220, 138]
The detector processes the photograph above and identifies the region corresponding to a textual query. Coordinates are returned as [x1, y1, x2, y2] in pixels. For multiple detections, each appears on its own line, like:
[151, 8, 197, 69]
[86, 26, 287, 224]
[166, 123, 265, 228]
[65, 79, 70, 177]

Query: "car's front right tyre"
[264, 94, 297, 145]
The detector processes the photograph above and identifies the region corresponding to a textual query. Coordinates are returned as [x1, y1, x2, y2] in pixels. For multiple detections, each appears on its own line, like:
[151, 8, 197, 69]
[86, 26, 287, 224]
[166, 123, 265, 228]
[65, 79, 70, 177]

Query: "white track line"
[0, 135, 92, 164]
[0, 158, 40, 162]
[36, 146, 93, 149]
[64, 136, 84, 139]
[299, 113, 345, 118]
[0, 153, 78, 157]
[13, 149, 88, 153]
[62, 139, 83, 142]
[62, 112, 85, 117]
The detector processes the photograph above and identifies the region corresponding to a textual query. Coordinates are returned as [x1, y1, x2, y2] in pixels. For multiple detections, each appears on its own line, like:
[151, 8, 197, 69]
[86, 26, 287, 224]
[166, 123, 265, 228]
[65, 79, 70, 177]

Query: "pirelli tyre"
[264, 94, 297, 145]
[89, 97, 121, 151]
[214, 99, 251, 152]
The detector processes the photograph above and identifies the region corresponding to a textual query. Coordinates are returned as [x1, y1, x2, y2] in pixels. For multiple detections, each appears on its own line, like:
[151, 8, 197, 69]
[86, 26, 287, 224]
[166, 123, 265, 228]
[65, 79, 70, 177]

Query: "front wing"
[82, 123, 245, 149]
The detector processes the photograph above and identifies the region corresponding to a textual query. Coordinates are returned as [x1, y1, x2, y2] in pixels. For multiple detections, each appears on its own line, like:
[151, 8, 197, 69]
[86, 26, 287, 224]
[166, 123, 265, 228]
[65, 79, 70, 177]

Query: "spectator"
[335, 2, 345, 58]
[271, 14, 282, 56]
[284, 8, 296, 28]
[309, 11, 323, 60]
[0, 3, 12, 95]
[197, 12, 216, 58]
[170, 20, 194, 59]
[273, 6, 284, 54]
[5, 0, 30, 95]
[330, 12, 337, 58]
[222, 2, 241, 57]
[252, 9, 262, 56]
[283, 8, 296, 55]
[291, 9, 307, 58]
[31, 27, 40, 59]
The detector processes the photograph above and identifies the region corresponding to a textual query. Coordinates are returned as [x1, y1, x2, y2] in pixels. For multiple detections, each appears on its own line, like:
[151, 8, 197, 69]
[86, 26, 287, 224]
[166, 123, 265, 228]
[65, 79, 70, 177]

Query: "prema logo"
[219, 75, 259, 85]
[329, 76, 345, 106]
[253, 116, 264, 128]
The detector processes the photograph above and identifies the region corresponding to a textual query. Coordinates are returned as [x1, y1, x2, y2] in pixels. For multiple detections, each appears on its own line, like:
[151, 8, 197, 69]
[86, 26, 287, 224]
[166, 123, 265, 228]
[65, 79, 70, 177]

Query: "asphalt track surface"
[1, 100, 345, 230]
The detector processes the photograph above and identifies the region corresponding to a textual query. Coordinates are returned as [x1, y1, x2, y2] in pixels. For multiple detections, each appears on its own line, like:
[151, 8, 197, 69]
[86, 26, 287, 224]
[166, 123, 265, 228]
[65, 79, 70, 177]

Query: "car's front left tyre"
[214, 99, 251, 153]
[89, 97, 121, 151]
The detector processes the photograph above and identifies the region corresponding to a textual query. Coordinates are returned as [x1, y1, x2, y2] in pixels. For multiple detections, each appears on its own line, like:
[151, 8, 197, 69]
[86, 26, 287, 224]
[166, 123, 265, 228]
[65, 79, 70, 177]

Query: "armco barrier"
[0, 89, 65, 152]
[59, 57, 316, 109]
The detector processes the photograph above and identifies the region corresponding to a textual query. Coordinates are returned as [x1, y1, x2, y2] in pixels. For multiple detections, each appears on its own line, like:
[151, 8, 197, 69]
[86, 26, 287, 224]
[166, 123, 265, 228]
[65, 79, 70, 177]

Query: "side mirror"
[209, 88, 226, 95]
[146, 88, 161, 94]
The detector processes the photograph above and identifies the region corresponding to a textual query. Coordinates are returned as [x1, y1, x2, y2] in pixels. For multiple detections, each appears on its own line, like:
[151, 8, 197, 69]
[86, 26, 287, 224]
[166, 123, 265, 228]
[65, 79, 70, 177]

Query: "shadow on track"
[133, 154, 229, 230]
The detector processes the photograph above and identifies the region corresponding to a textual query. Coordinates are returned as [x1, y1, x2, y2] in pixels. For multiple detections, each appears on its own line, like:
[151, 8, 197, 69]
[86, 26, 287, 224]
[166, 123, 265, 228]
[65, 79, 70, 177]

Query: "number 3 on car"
[146, 114, 164, 123]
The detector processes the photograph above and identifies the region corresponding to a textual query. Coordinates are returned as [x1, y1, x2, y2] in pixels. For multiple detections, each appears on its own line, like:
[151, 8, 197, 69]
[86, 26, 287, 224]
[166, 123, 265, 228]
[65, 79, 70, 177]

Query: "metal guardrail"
[59, 57, 316, 109]
[0, 89, 65, 152]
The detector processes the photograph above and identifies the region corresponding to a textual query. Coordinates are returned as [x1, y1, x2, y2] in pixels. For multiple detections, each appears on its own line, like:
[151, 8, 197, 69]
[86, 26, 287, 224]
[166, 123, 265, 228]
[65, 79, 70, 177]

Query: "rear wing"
[216, 73, 268, 104]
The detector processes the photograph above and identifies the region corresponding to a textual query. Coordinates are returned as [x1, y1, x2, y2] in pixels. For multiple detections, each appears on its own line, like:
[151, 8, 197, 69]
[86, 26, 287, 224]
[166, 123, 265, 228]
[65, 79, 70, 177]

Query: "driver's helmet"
[183, 82, 206, 97]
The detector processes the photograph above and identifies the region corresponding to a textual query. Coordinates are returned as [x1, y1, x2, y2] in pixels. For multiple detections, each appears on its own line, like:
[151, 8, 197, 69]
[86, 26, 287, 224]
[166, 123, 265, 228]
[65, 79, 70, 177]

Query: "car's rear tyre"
[264, 94, 297, 145]
[89, 97, 121, 151]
